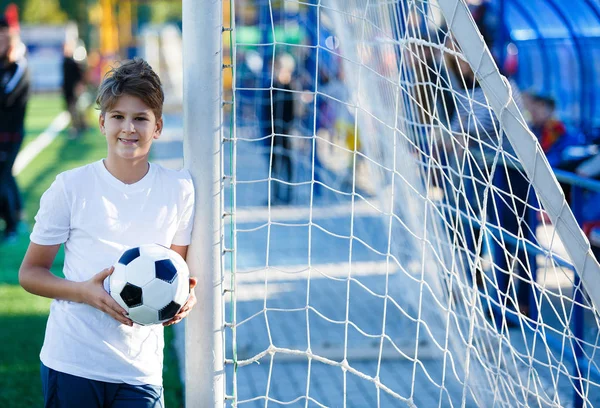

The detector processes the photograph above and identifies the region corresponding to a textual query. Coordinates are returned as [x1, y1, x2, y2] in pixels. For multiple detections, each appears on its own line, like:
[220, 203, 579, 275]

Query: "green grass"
[22, 93, 66, 149]
[0, 97, 183, 408]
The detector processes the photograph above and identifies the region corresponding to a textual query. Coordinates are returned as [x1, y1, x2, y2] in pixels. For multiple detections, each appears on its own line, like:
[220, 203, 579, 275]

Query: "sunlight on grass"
[0, 286, 52, 316]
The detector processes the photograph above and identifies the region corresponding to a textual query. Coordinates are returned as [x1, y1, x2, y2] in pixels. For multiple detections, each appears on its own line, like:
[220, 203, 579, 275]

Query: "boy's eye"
[135, 117, 148, 121]
[112, 114, 124, 119]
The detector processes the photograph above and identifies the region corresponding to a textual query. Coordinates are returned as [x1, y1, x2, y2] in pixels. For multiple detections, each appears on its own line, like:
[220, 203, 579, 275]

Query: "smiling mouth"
[118, 138, 139, 144]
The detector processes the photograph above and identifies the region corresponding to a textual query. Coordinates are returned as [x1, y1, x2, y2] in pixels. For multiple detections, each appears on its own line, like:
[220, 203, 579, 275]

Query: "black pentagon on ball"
[159, 301, 181, 321]
[118, 247, 140, 265]
[120, 283, 143, 307]
[155, 259, 178, 283]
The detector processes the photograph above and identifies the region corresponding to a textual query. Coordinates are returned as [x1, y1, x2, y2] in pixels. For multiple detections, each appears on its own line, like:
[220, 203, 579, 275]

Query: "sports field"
[0, 94, 184, 408]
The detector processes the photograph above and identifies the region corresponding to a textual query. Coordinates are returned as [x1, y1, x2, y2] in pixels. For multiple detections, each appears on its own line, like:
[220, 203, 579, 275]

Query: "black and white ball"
[109, 244, 190, 326]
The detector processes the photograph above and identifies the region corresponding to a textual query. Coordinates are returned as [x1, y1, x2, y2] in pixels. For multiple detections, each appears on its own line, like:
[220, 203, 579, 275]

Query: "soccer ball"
[109, 244, 190, 326]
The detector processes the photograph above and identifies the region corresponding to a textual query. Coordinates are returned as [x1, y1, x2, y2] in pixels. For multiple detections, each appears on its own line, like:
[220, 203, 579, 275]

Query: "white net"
[223, 0, 600, 406]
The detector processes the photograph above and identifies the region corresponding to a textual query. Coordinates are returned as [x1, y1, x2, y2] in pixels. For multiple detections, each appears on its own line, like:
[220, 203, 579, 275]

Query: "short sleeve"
[171, 172, 195, 246]
[30, 174, 71, 245]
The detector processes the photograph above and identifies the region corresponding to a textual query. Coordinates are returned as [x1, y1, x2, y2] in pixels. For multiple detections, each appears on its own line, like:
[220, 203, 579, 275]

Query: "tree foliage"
[148, 2, 181, 24]
[21, 0, 68, 24]
[58, 0, 84, 23]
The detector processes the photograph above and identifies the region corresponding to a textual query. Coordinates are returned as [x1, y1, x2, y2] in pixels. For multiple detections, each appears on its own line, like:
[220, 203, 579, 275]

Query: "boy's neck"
[103, 157, 150, 185]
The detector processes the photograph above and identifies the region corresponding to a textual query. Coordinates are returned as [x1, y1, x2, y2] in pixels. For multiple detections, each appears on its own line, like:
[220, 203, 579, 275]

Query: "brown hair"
[96, 58, 164, 118]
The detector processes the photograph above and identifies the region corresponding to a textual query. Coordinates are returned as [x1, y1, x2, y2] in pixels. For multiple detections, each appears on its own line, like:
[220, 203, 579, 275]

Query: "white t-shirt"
[30, 159, 195, 386]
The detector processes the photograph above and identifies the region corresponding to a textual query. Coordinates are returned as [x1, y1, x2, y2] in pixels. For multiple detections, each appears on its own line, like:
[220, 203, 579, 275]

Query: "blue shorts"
[40, 363, 164, 408]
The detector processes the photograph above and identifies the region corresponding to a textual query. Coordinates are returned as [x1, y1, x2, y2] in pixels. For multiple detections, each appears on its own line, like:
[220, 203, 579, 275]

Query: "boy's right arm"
[19, 242, 133, 326]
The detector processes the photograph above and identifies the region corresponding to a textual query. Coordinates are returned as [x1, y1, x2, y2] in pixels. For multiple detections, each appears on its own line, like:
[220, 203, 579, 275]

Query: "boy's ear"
[154, 117, 163, 139]
[99, 114, 105, 134]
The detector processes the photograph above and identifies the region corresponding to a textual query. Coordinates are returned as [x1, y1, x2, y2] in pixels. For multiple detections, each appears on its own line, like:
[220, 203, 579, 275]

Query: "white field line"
[233, 200, 383, 224]
[232, 260, 399, 284]
[13, 111, 70, 176]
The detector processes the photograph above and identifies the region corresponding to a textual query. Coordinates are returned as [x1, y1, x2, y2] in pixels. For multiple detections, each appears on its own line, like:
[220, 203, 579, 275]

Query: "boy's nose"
[122, 121, 136, 133]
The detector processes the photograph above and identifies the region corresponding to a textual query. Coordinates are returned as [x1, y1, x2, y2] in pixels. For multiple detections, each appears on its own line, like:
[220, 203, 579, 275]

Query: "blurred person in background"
[524, 92, 582, 169]
[524, 91, 583, 203]
[317, 65, 361, 194]
[86, 50, 104, 89]
[443, 19, 536, 318]
[0, 15, 29, 243]
[62, 39, 88, 139]
[264, 53, 296, 205]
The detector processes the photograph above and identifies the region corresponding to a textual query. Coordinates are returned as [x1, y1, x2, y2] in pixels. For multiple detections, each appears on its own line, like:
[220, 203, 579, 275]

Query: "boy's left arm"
[163, 244, 198, 326]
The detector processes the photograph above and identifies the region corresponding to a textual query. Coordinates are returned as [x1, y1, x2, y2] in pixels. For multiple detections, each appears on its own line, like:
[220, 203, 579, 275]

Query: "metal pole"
[182, 0, 224, 406]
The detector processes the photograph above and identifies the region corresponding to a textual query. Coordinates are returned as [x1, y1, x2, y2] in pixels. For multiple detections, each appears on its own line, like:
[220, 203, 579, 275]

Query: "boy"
[18, 58, 197, 407]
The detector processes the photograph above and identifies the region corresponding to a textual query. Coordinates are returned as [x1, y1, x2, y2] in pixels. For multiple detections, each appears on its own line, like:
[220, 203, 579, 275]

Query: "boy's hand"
[80, 266, 134, 326]
[163, 277, 198, 327]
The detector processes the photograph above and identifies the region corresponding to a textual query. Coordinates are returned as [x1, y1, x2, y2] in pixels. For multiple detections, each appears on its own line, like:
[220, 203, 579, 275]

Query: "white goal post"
[182, 0, 224, 406]
[183, 0, 600, 407]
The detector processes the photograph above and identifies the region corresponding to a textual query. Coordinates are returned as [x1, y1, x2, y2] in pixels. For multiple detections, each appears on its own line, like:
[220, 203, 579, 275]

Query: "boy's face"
[99, 94, 163, 162]
[529, 99, 553, 127]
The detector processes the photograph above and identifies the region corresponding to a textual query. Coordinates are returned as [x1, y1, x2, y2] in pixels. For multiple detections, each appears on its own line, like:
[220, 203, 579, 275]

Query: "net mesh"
[223, 0, 600, 406]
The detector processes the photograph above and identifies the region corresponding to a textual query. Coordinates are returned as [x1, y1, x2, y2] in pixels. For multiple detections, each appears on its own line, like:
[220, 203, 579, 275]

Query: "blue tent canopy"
[504, 0, 600, 139]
